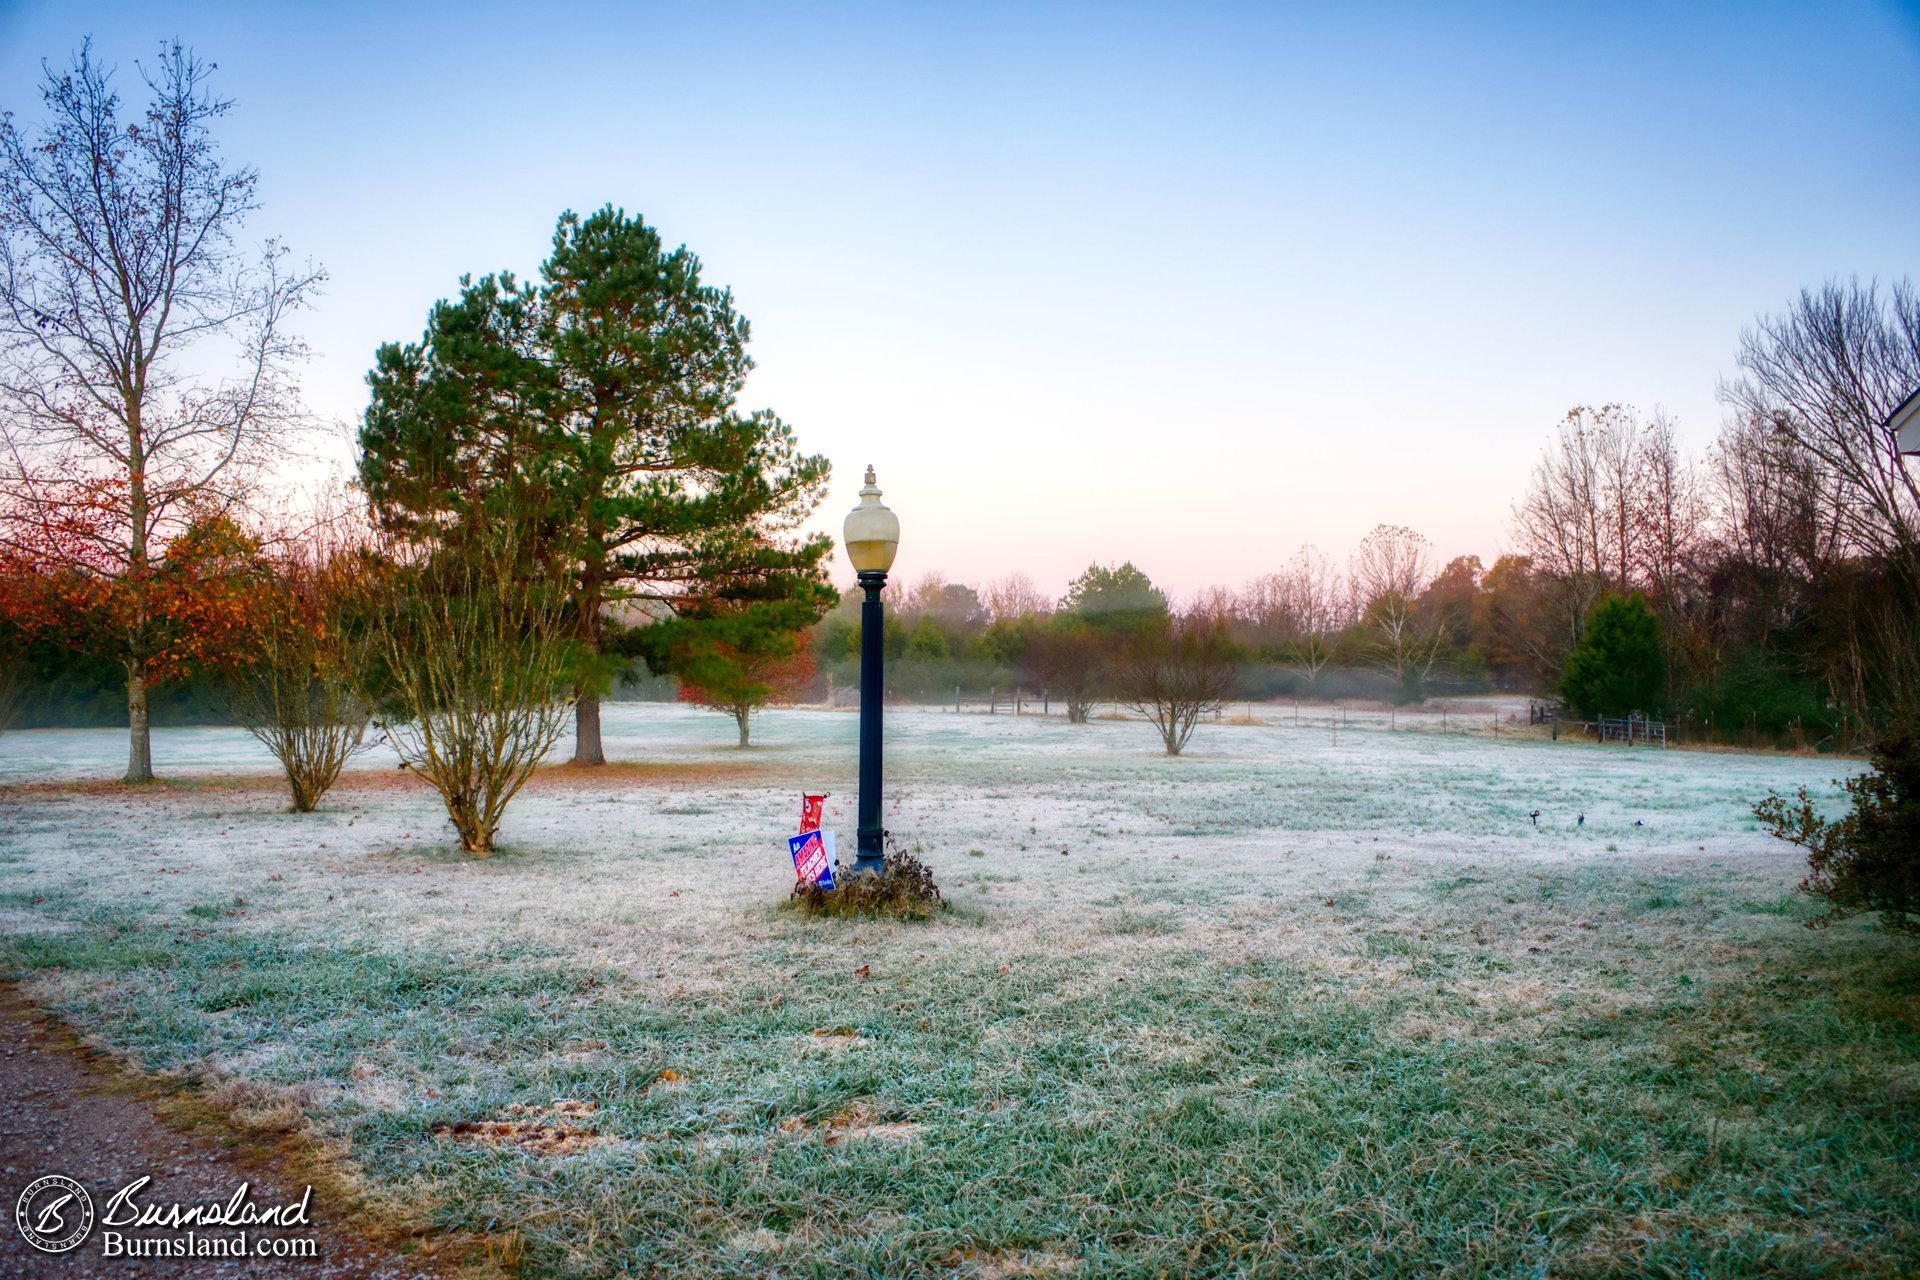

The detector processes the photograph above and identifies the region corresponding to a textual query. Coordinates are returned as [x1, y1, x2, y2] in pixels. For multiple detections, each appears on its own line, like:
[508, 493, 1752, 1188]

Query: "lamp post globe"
[843, 466, 898, 878]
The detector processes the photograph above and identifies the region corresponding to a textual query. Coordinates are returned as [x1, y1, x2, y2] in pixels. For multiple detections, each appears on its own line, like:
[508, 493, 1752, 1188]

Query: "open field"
[2, 705, 1916, 1277]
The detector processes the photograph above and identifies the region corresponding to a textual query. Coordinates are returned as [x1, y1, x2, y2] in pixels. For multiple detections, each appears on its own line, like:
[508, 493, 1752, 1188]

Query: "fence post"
[989, 686, 996, 714]
[1044, 690, 1049, 716]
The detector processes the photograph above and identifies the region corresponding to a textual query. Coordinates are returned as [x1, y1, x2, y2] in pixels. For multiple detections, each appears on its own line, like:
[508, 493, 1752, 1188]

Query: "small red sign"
[799, 793, 826, 834]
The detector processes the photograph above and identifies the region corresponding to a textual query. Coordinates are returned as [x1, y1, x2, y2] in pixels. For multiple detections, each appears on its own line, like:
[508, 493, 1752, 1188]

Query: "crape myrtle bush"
[1756, 720, 1920, 937]
[786, 835, 945, 920]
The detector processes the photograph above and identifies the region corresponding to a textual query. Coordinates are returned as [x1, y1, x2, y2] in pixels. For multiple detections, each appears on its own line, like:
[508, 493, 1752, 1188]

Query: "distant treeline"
[8, 282, 1915, 760]
[807, 281, 1920, 754]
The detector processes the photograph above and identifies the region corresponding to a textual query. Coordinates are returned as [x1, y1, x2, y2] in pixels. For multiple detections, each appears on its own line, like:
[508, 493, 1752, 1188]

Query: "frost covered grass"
[2, 704, 1917, 1277]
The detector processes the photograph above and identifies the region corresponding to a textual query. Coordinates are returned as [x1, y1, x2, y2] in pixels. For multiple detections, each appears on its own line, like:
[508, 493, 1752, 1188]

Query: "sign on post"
[799, 793, 826, 834]
[789, 793, 834, 887]
[789, 829, 835, 888]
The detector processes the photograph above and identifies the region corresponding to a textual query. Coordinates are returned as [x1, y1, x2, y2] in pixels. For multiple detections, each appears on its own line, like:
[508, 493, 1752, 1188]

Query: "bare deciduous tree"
[0, 41, 322, 782]
[1511, 404, 1659, 671]
[1350, 524, 1444, 699]
[1187, 584, 1239, 627]
[1721, 279, 1920, 571]
[1719, 278, 1920, 716]
[1118, 616, 1239, 756]
[1020, 614, 1107, 724]
[981, 573, 1051, 622]
[1277, 545, 1345, 685]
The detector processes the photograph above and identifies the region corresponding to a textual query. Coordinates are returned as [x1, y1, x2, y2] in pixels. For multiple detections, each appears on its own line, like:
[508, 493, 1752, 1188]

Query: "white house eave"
[1889, 386, 1920, 455]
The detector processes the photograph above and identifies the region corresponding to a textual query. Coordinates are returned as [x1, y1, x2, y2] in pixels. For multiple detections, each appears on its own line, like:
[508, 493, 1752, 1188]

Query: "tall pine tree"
[360, 208, 833, 763]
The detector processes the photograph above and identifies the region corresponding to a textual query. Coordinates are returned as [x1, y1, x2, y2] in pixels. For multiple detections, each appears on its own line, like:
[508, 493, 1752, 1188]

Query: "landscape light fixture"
[842, 465, 899, 878]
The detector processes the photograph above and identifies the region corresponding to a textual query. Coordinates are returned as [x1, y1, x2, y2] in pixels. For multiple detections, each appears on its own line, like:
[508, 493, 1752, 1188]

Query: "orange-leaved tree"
[0, 463, 271, 738]
[668, 611, 816, 747]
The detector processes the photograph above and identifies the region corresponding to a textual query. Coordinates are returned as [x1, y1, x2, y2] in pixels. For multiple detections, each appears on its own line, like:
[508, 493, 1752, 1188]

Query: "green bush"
[1686, 647, 1834, 738]
[1755, 721, 1920, 936]
[1560, 594, 1664, 717]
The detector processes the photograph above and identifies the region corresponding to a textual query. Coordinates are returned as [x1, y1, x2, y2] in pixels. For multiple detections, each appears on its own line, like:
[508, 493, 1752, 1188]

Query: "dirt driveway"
[0, 987, 474, 1279]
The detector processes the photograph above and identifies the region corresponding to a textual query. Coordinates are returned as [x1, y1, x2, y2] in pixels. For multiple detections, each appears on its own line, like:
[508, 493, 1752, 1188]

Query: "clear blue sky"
[4, 2, 1916, 598]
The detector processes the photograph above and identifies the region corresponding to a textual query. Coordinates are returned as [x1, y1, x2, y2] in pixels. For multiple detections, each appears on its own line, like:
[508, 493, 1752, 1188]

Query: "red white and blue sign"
[789, 829, 835, 888]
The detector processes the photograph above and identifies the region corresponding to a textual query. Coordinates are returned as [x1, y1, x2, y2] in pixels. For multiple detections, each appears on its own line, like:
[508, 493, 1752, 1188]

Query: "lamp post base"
[854, 829, 886, 878]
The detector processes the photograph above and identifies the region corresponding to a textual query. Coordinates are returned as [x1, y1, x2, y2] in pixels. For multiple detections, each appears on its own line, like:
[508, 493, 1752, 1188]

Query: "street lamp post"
[842, 465, 899, 879]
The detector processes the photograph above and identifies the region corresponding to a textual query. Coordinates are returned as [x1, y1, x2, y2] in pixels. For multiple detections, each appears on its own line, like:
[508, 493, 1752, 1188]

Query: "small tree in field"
[374, 522, 578, 856]
[1118, 616, 1241, 756]
[1020, 613, 1109, 724]
[1560, 593, 1664, 717]
[222, 523, 380, 811]
[670, 618, 816, 747]
[1756, 722, 1920, 937]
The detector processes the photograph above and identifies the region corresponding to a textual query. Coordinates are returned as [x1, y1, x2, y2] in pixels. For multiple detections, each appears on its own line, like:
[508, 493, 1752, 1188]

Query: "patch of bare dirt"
[778, 1102, 919, 1146]
[431, 1101, 611, 1156]
[942, 1247, 1082, 1278]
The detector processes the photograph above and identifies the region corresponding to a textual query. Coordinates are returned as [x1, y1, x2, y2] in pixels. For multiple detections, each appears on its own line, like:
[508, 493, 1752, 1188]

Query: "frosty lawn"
[2, 705, 1916, 1277]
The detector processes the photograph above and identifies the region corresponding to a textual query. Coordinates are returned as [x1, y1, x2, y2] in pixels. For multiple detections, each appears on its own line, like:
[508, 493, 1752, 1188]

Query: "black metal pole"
[856, 569, 887, 876]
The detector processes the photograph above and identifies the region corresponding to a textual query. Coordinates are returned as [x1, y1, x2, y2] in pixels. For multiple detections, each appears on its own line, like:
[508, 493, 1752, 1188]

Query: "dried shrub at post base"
[1755, 720, 1920, 937]
[787, 837, 946, 920]
[371, 526, 579, 857]
[221, 517, 381, 812]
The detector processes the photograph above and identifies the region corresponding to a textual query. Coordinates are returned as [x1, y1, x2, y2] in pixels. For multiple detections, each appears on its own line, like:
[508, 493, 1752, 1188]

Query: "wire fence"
[856, 691, 1855, 755]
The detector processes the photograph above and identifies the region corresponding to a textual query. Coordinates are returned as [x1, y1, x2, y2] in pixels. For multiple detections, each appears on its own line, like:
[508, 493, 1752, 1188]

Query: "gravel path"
[0, 987, 465, 1279]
